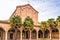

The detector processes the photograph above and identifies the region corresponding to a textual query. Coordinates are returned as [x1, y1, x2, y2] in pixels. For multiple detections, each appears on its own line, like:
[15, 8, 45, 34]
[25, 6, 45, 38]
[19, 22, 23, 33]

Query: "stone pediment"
[9, 4, 38, 25]
[10, 4, 38, 18]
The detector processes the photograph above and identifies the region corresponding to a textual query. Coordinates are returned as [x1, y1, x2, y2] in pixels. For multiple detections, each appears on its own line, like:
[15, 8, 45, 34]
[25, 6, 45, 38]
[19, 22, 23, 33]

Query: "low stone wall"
[52, 39, 59, 40]
[18, 38, 59, 40]
[38, 38, 59, 40]
[22, 39, 37, 40]
[38, 38, 50, 40]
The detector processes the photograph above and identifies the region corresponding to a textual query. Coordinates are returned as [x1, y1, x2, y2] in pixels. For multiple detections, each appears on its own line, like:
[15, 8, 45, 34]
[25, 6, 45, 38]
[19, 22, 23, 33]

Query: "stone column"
[5, 31, 7, 40]
[29, 30, 31, 40]
[50, 30, 52, 40]
[21, 30, 22, 40]
[37, 30, 38, 40]
[59, 30, 60, 40]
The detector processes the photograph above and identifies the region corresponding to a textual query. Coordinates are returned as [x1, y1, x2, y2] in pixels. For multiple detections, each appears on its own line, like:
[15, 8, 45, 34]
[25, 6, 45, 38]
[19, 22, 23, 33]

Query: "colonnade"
[0, 27, 60, 40]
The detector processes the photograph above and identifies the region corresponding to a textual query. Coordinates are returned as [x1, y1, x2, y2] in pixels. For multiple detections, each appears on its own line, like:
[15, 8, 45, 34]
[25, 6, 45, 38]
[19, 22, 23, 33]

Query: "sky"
[0, 0, 60, 22]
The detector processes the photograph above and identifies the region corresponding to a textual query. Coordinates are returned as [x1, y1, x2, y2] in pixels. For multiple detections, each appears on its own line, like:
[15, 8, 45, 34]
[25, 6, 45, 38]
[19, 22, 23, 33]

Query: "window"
[0, 32, 1, 37]
[10, 33, 13, 39]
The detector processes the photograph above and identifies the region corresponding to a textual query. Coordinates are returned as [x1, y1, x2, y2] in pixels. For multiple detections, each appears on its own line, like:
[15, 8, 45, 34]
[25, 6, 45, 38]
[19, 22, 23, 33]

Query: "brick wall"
[11, 4, 38, 25]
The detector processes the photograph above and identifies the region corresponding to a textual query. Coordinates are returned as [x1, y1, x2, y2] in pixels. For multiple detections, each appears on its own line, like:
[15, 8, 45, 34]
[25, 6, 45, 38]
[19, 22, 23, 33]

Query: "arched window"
[0, 32, 1, 37]
[22, 30, 30, 39]
[8, 28, 15, 40]
[52, 28, 59, 39]
[0, 28, 5, 40]
[31, 30, 36, 39]
[44, 29, 50, 38]
[38, 30, 43, 38]
[8, 28, 21, 40]
[17, 30, 20, 39]
[10, 33, 13, 39]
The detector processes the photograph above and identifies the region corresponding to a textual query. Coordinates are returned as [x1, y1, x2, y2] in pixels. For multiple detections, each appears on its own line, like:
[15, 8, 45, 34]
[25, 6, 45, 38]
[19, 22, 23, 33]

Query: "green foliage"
[23, 16, 34, 30]
[56, 16, 60, 22]
[39, 16, 60, 39]
[56, 16, 60, 27]
[47, 18, 56, 28]
[9, 15, 22, 28]
[40, 21, 47, 32]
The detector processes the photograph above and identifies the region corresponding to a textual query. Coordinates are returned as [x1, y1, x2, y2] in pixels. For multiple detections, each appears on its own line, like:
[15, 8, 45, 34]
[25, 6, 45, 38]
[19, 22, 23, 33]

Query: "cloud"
[37, 0, 60, 22]
[0, 0, 60, 22]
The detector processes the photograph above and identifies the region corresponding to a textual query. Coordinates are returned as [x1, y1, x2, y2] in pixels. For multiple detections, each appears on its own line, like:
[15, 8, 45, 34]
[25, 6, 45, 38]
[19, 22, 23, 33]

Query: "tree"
[47, 18, 56, 40]
[56, 16, 60, 27]
[23, 16, 34, 40]
[23, 16, 34, 30]
[40, 21, 48, 38]
[9, 15, 22, 40]
[47, 18, 56, 29]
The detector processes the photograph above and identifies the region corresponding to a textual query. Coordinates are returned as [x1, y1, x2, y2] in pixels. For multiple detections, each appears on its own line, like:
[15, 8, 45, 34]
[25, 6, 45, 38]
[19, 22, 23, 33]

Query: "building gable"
[9, 4, 38, 25]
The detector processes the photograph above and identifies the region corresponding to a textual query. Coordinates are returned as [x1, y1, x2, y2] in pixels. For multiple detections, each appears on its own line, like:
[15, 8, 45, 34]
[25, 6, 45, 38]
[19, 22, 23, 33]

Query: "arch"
[38, 30, 43, 38]
[22, 29, 30, 39]
[8, 28, 15, 32]
[0, 27, 5, 40]
[0, 27, 5, 32]
[31, 29, 37, 39]
[52, 28, 59, 39]
[17, 30, 21, 40]
[16, 30, 20, 40]
[8, 28, 15, 40]
[44, 29, 50, 38]
[8, 28, 20, 40]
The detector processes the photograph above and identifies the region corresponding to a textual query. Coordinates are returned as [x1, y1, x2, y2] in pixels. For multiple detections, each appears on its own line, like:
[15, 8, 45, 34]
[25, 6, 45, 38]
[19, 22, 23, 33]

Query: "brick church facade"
[0, 4, 60, 40]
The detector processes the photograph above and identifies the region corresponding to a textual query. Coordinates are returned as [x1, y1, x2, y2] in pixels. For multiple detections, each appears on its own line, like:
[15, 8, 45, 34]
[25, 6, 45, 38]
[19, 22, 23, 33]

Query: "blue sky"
[0, 0, 60, 22]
